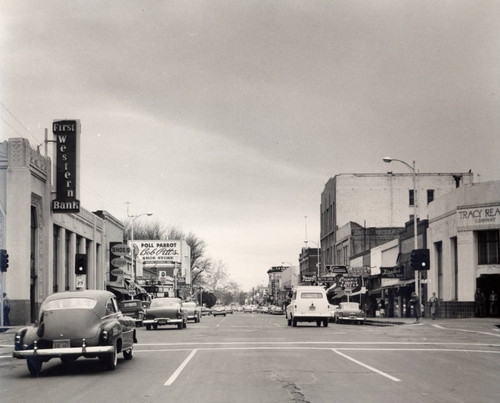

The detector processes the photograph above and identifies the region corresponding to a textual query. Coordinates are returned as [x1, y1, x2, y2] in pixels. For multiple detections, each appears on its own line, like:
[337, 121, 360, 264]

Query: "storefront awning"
[368, 279, 415, 295]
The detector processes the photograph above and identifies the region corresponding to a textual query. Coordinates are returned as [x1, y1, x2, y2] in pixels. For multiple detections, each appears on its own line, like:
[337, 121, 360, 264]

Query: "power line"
[0, 101, 41, 145]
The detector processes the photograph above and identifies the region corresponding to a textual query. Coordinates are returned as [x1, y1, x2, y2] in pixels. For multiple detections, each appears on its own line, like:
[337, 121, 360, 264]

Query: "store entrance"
[477, 274, 500, 317]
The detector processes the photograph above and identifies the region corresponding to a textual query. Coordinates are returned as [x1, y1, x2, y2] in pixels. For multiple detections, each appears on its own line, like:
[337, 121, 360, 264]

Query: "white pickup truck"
[286, 286, 331, 327]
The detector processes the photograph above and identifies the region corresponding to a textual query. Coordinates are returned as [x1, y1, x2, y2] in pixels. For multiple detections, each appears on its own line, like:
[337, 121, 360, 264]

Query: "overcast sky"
[2, 1, 499, 290]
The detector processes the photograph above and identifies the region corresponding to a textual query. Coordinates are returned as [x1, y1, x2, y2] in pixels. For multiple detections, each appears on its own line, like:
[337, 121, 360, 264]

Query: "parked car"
[333, 302, 365, 324]
[212, 305, 226, 317]
[270, 305, 285, 315]
[243, 305, 254, 313]
[13, 290, 137, 376]
[143, 297, 187, 330]
[328, 304, 339, 322]
[225, 306, 234, 314]
[183, 301, 202, 323]
[119, 299, 145, 327]
[286, 286, 331, 327]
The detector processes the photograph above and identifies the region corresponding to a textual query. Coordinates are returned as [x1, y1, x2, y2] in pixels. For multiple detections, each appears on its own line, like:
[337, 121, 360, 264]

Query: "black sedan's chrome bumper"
[13, 344, 114, 358]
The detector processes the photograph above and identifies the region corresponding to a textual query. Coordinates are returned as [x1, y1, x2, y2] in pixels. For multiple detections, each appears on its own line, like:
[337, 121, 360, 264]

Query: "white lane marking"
[137, 347, 500, 354]
[137, 340, 496, 347]
[432, 324, 500, 338]
[164, 349, 197, 386]
[216, 317, 227, 328]
[332, 349, 401, 382]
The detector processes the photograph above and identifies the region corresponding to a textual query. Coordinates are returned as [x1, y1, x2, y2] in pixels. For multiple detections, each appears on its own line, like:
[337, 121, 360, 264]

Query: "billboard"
[130, 240, 191, 283]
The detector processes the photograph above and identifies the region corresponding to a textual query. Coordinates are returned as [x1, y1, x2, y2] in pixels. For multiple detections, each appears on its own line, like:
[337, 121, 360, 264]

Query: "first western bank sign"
[52, 120, 81, 213]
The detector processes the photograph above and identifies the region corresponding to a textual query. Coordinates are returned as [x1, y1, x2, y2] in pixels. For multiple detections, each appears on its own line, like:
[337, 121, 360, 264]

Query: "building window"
[427, 189, 434, 204]
[478, 230, 499, 264]
[409, 189, 416, 206]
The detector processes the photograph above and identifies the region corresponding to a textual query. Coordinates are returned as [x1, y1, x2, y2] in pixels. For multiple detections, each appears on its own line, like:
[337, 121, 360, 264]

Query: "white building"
[427, 180, 500, 317]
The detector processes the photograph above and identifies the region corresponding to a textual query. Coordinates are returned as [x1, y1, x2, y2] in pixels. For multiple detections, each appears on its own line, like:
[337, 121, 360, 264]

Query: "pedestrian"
[475, 288, 486, 317]
[428, 292, 438, 320]
[2, 292, 10, 328]
[379, 299, 386, 318]
[410, 292, 421, 323]
[489, 290, 498, 317]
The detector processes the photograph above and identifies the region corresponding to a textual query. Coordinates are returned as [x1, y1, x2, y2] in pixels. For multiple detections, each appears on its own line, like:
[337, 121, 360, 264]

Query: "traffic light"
[0, 249, 9, 272]
[75, 254, 87, 275]
[410, 249, 430, 270]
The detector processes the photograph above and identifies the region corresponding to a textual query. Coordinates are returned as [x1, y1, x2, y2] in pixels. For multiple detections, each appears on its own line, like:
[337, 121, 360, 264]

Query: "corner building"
[0, 138, 123, 325]
[427, 181, 500, 317]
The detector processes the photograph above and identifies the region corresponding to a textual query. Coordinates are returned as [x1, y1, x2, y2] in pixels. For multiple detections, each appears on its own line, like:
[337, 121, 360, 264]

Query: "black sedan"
[13, 290, 137, 376]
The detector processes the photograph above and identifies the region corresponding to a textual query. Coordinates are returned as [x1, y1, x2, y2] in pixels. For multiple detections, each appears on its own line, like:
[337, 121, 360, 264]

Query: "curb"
[365, 319, 407, 326]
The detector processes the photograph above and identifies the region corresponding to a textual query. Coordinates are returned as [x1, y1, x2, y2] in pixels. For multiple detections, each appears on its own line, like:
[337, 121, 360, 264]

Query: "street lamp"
[128, 212, 153, 285]
[383, 157, 420, 307]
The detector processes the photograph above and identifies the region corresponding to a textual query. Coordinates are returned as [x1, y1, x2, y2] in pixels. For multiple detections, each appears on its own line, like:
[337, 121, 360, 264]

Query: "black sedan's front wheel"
[123, 346, 133, 360]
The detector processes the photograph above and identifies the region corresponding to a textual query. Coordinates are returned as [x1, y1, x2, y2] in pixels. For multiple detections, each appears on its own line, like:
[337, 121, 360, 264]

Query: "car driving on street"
[286, 286, 331, 327]
[143, 297, 187, 330]
[183, 301, 202, 323]
[119, 299, 145, 327]
[12, 290, 137, 376]
[212, 305, 227, 317]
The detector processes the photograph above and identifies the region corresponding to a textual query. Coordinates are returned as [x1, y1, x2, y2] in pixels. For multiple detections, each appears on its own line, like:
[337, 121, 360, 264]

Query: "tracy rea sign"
[457, 205, 500, 228]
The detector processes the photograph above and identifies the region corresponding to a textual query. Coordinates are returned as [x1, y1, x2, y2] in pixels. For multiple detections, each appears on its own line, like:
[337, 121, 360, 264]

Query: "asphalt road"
[1, 313, 499, 403]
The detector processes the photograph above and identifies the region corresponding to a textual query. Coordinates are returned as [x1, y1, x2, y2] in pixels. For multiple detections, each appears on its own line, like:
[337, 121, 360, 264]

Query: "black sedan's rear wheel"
[105, 342, 118, 370]
[145, 324, 151, 330]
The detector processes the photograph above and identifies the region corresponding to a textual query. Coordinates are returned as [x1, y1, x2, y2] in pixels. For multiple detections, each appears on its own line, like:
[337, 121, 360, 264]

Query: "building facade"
[0, 138, 124, 325]
[320, 172, 474, 272]
[427, 181, 500, 317]
[298, 247, 319, 283]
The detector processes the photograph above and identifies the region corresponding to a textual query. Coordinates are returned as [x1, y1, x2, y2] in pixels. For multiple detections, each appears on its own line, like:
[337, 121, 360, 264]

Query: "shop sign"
[338, 276, 360, 290]
[380, 266, 405, 279]
[110, 244, 131, 256]
[325, 265, 347, 274]
[52, 119, 80, 213]
[111, 257, 127, 267]
[457, 205, 500, 228]
[132, 240, 181, 265]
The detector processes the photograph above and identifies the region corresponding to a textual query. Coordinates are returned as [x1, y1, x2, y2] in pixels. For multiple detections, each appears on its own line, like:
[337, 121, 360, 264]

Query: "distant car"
[119, 299, 145, 326]
[201, 306, 212, 316]
[143, 297, 187, 330]
[286, 286, 331, 327]
[333, 302, 365, 324]
[13, 290, 137, 376]
[212, 305, 226, 317]
[183, 301, 202, 323]
[243, 305, 253, 313]
[225, 306, 234, 314]
[270, 306, 285, 315]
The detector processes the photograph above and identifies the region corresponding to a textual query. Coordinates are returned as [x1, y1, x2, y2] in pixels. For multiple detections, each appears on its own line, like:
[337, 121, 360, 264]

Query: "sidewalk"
[365, 316, 500, 328]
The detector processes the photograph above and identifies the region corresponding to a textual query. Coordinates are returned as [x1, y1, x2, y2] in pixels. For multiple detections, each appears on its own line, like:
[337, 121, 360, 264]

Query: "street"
[1, 313, 499, 403]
